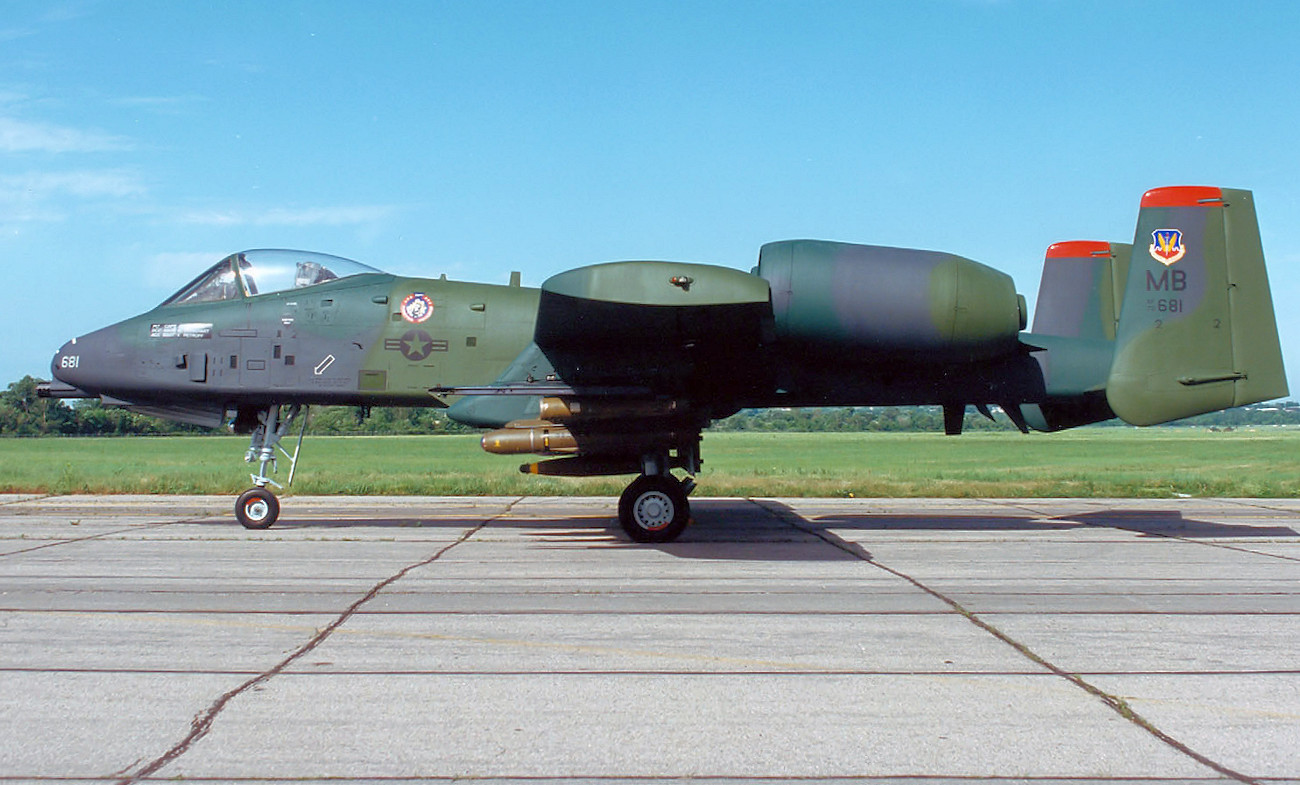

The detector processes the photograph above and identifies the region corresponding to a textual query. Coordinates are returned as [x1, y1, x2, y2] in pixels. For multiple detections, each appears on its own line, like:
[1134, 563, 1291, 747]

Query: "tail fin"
[1032, 240, 1130, 341]
[1106, 186, 1287, 425]
[1019, 241, 1130, 432]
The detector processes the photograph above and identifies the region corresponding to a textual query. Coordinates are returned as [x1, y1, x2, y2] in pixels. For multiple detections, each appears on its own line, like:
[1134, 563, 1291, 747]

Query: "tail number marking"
[1146, 269, 1187, 291]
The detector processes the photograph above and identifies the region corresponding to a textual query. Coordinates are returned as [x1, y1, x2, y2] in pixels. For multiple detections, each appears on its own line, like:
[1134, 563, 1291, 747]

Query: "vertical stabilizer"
[1019, 241, 1129, 432]
[1106, 186, 1287, 425]
[1032, 240, 1130, 341]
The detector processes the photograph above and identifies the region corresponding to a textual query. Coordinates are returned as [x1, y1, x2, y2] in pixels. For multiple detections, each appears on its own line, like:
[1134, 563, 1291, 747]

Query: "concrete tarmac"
[1, 493, 1298, 784]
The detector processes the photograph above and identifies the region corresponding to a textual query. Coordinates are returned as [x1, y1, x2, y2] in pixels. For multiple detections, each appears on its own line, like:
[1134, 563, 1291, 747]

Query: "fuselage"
[51, 248, 1053, 430]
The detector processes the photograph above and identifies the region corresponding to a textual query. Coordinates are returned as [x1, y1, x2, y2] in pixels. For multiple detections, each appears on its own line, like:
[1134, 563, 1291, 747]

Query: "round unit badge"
[400, 293, 434, 324]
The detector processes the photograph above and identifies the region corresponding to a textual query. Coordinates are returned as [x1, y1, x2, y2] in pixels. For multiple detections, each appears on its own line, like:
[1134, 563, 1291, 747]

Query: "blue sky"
[4, 1, 1299, 395]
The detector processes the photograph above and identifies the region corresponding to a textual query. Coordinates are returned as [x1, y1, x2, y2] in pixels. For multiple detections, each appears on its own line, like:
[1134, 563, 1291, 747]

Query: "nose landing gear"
[233, 404, 306, 530]
[235, 487, 280, 529]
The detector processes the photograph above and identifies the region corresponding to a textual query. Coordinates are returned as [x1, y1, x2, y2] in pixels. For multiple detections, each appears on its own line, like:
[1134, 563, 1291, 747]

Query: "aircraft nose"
[51, 328, 118, 394]
[51, 338, 87, 386]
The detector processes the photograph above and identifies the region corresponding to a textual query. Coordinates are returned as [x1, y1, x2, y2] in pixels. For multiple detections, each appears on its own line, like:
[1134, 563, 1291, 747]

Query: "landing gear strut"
[616, 442, 699, 543]
[234, 404, 307, 530]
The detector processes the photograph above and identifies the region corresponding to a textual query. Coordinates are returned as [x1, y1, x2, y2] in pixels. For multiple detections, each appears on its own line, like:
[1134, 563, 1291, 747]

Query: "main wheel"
[618, 474, 689, 543]
[235, 487, 280, 530]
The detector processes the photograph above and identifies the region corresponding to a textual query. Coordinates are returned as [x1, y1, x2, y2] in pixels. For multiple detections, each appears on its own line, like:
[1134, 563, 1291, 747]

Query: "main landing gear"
[616, 448, 698, 543]
[233, 404, 307, 530]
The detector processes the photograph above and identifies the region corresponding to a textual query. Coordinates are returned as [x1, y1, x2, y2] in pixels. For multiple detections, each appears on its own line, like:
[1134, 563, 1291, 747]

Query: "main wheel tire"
[235, 488, 280, 530]
[618, 475, 689, 543]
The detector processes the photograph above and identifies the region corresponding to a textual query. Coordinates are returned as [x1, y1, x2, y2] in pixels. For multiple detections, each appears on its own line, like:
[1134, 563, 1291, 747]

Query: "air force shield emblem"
[1149, 229, 1186, 266]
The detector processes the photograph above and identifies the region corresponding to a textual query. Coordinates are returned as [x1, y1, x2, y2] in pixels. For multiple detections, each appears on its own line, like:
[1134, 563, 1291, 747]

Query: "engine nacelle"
[757, 240, 1026, 361]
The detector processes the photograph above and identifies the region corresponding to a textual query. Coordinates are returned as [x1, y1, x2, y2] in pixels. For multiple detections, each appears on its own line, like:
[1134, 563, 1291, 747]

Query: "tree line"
[4, 374, 1300, 437]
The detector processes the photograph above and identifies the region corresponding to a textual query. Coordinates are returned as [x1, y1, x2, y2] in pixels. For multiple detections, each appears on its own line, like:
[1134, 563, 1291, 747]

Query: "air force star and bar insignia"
[384, 329, 448, 360]
[400, 292, 434, 323]
[1149, 229, 1186, 266]
[397, 329, 434, 361]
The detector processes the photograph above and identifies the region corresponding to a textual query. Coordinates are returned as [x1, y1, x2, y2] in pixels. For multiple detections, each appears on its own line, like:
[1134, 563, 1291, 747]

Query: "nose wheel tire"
[618, 474, 690, 543]
[236, 488, 280, 530]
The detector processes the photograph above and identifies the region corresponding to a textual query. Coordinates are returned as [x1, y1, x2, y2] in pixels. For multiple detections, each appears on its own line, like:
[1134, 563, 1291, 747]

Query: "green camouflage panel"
[541, 260, 770, 307]
[362, 276, 539, 401]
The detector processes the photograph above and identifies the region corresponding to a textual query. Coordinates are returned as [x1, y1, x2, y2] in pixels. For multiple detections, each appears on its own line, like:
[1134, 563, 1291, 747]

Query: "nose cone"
[51, 327, 120, 395]
[51, 339, 80, 384]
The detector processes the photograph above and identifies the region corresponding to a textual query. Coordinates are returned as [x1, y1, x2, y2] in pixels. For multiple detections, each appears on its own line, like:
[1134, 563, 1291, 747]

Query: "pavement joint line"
[0, 493, 55, 506]
[7, 606, 1297, 616]
[746, 497, 1264, 785]
[1223, 498, 1300, 516]
[0, 774, 1248, 779]
[0, 517, 205, 558]
[113, 497, 522, 785]
[988, 499, 1300, 565]
[7, 666, 1300, 677]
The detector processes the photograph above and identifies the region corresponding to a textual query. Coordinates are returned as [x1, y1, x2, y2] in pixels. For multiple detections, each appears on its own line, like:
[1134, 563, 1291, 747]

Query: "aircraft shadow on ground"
[264, 499, 861, 561]
[805, 509, 1298, 538]
[257, 499, 1296, 564]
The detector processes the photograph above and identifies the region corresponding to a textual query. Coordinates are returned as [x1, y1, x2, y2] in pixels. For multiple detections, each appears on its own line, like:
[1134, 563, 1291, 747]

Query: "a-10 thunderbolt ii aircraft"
[40, 186, 1287, 542]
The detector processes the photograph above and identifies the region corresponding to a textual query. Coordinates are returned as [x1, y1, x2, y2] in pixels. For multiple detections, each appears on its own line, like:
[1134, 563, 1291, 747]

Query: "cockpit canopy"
[162, 249, 384, 307]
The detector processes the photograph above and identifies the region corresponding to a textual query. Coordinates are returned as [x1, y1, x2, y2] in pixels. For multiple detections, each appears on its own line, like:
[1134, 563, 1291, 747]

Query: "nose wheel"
[618, 474, 690, 543]
[230, 403, 306, 531]
[235, 487, 280, 530]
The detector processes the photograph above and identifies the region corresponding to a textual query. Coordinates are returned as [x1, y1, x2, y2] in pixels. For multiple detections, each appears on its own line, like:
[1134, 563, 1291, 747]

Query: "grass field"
[1, 429, 1298, 498]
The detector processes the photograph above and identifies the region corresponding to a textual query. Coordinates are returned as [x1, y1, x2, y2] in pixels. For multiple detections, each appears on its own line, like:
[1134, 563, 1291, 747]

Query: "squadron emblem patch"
[1149, 229, 1186, 266]
[400, 292, 434, 323]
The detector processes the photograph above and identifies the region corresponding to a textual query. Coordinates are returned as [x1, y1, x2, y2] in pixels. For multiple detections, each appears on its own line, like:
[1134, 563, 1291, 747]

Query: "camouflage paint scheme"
[43, 186, 1288, 541]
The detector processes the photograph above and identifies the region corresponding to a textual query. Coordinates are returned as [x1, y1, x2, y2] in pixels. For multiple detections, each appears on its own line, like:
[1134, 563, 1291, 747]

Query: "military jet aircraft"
[40, 186, 1287, 542]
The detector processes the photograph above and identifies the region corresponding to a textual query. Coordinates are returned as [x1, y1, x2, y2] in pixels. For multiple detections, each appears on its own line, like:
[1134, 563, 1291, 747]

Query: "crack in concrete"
[748, 498, 1262, 785]
[112, 498, 520, 784]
